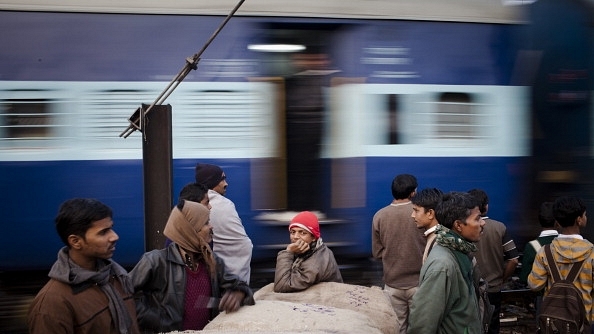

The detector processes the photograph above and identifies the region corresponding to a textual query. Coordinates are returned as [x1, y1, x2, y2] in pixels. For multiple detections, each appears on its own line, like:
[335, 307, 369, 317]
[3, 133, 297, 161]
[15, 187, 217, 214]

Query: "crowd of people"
[26, 168, 594, 334]
[371, 174, 593, 334]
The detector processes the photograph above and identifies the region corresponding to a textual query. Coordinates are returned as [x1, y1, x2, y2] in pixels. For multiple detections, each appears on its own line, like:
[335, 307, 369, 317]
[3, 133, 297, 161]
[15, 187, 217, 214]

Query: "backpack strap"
[529, 239, 542, 252]
[543, 244, 584, 283]
[427, 237, 437, 255]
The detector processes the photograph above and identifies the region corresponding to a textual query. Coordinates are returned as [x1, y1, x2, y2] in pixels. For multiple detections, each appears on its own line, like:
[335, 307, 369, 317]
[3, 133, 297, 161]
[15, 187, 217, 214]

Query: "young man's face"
[289, 227, 315, 244]
[79, 217, 119, 261]
[457, 206, 484, 242]
[412, 204, 435, 229]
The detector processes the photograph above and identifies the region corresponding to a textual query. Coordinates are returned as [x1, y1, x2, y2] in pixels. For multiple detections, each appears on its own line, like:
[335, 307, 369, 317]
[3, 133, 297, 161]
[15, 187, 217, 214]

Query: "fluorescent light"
[247, 43, 306, 52]
[502, 0, 536, 5]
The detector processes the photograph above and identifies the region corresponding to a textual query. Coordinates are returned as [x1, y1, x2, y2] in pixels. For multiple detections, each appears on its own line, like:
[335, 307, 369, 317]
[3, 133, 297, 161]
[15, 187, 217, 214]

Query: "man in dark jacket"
[28, 198, 140, 334]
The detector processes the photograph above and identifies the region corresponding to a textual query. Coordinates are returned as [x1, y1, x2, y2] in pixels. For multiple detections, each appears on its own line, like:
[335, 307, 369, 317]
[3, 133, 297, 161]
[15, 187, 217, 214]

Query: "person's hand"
[286, 239, 310, 254]
[219, 290, 245, 313]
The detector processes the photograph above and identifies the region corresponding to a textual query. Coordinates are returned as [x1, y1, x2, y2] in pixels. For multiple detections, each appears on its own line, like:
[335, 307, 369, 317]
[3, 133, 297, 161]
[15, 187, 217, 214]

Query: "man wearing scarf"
[28, 198, 140, 334]
[408, 192, 485, 334]
[130, 200, 254, 332]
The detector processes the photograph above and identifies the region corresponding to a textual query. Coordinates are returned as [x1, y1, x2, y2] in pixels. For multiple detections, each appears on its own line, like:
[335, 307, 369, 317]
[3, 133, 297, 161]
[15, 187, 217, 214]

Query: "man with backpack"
[528, 196, 594, 334]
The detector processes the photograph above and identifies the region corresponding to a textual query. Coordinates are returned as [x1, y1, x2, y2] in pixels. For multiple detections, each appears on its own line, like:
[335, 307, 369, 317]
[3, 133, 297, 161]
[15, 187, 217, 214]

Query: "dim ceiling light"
[247, 43, 306, 52]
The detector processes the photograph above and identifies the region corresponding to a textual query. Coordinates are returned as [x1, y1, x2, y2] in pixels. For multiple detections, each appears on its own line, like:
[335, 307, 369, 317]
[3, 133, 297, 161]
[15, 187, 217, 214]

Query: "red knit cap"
[288, 211, 320, 239]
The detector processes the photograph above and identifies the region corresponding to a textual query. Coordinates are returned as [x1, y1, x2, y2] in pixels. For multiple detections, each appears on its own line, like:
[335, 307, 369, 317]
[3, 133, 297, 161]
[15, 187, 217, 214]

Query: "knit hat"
[289, 211, 320, 239]
[195, 163, 225, 190]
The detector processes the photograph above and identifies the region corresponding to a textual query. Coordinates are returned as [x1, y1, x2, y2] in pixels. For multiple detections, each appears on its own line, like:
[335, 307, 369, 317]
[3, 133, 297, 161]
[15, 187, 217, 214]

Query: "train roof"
[0, 0, 527, 24]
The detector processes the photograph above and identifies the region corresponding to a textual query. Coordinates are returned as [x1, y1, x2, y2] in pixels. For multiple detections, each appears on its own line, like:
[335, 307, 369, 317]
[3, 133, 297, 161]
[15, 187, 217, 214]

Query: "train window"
[329, 83, 527, 158]
[435, 92, 476, 140]
[358, 92, 408, 146]
[387, 94, 400, 144]
[173, 82, 276, 159]
[80, 88, 154, 152]
[0, 87, 76, 155]
[2, 101, 53, 139]
[175, 89, 259, 152]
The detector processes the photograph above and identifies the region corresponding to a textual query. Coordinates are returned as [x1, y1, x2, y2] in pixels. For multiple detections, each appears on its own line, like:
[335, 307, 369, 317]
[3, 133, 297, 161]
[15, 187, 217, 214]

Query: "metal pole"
[141, 104, 173, 250]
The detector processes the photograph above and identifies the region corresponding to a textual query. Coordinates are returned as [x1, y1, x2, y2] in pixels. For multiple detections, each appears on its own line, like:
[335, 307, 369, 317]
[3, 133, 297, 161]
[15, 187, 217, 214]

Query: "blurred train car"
[0, 1, 530, 270]
[0, 0, 593, 282]
[3, 0, 594, 331]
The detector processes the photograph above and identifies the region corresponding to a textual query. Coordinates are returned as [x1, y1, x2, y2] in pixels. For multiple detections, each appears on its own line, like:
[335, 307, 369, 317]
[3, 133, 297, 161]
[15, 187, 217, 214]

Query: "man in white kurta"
[196, 163, 253, 284]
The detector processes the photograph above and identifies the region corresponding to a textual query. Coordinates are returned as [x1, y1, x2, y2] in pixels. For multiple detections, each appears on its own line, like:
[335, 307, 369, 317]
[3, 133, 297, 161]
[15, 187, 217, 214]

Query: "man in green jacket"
[408, 192, 485, 334]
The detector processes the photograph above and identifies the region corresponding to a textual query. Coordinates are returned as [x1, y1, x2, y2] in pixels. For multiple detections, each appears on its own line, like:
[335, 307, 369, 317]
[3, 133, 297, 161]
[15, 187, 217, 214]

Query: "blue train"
[1, 0, 593, 272]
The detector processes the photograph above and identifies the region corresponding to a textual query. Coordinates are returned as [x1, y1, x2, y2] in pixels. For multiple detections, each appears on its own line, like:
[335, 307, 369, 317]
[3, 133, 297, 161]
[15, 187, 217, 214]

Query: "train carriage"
[0, 0, 533, 270]
[4, 0, 594, 332]
[0, 0, 592, 275]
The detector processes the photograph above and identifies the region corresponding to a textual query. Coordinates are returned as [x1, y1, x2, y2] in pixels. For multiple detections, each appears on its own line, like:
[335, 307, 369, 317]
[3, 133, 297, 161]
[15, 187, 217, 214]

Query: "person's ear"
[577, 215, 586, 227]
[68, 234, 83, 250]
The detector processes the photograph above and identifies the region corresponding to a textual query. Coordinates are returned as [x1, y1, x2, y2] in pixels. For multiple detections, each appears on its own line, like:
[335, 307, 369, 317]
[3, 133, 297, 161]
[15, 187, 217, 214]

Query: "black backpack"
[537, 244, 590, 334]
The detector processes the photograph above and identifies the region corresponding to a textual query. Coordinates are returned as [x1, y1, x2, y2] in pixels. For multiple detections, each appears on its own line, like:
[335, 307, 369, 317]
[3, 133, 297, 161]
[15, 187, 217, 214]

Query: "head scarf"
[163, 200, 215, 275]
[435, 224, 477, 254]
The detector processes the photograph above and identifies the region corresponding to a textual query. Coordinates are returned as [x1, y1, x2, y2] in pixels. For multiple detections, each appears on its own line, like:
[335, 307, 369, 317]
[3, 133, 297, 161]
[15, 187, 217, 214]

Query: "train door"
[247, 21, 375, 267]
[523, 0, 594, 239]
[248, 21, 345, 214]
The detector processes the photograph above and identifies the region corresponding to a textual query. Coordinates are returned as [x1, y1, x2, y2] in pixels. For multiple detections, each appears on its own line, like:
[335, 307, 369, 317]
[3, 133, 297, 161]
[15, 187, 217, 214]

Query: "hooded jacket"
[27, 247, 140, 334]
[528, 237, 594, 322]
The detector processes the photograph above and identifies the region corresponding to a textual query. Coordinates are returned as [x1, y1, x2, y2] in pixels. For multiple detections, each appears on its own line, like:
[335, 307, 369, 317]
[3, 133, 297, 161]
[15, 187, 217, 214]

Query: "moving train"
[1, 0, 593, 274]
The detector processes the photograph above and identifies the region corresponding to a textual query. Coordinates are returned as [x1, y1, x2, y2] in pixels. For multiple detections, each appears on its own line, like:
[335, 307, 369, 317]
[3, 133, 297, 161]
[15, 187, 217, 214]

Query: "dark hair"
[411, 188, 443, 212]
[391, 174, 418, 200]
[467, 188, 489, 215]
[435, 191, 478, 229]
[178, 182, 208, 203]
[55, 198, 113, 247]
[553, 196, 586, 228]
[538, 202, 556, 228]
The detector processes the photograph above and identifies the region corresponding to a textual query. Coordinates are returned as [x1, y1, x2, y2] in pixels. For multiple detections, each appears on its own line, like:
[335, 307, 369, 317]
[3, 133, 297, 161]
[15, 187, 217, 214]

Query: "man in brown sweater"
[372, 174, 426, 334]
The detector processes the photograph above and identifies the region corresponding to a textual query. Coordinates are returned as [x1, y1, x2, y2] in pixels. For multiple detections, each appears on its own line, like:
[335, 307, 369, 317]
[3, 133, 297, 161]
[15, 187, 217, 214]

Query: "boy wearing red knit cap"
[273, 211, 343, 292]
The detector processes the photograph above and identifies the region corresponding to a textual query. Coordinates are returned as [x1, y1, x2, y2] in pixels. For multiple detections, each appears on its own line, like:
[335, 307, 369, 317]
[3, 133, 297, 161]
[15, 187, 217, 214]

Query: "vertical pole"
[142, 104, 173, 251]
